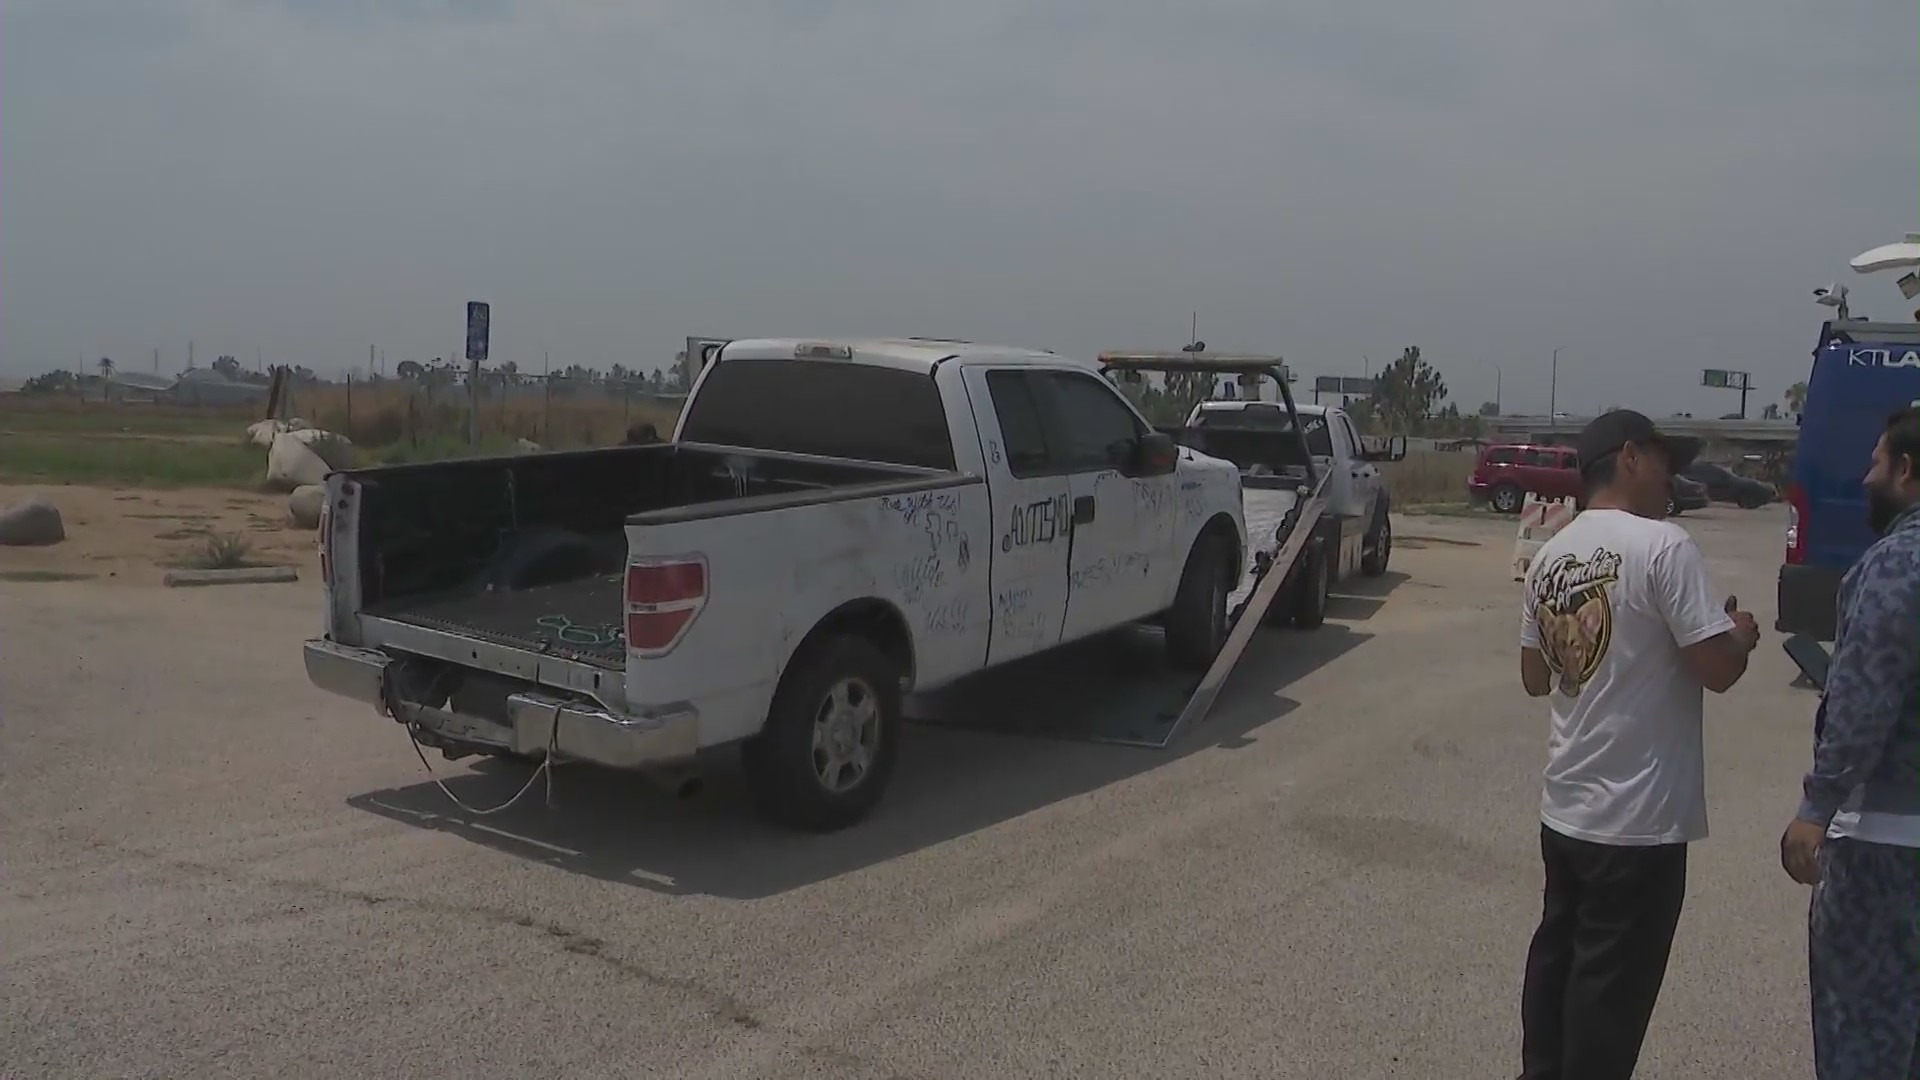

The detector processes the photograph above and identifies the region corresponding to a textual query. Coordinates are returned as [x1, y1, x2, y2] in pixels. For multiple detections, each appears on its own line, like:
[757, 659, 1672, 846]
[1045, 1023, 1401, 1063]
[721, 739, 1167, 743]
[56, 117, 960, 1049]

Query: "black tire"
[1490, 484, 1524, 514]
[1738, 492, 1765, 510]
[1166, 531, 1234, 670]
[1360, 508, 1392, 577]
[742, 634, 902, 832]
[1290, 543, 1331, 630]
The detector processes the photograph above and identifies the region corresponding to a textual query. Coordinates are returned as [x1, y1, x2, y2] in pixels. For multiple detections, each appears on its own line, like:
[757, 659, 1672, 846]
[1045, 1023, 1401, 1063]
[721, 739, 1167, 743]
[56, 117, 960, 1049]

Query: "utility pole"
[1549, 347, 1562, 422]
[369, 344, 376, 378]
[1495, 365, 1502, 415]
[152, 347, 160, 374]
[188, 340, 195, 370]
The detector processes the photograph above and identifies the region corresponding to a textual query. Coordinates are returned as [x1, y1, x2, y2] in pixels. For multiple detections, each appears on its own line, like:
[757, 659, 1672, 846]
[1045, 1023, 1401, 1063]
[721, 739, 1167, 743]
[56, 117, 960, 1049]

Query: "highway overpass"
[1486, 414, 1798, 448]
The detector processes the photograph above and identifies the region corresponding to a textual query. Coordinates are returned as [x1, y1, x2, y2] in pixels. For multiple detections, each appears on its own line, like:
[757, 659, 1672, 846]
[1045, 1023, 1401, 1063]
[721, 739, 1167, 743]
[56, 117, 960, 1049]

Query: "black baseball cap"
[1575, 409, 1700, 478]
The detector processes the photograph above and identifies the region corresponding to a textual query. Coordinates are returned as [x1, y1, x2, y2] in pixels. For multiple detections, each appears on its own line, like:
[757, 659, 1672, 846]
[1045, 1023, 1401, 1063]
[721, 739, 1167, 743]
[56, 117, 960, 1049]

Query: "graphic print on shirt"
[1531, 547, 1624, 696]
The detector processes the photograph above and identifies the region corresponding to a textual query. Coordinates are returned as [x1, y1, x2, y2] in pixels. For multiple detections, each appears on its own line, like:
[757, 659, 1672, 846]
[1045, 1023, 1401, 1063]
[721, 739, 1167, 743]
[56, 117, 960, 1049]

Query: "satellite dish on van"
[1850, 234, 1920, 274]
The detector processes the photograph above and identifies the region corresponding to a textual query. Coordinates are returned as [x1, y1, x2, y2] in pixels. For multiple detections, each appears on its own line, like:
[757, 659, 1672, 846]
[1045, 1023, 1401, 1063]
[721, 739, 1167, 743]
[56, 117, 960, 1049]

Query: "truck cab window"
[1035, 371, 1144, 472]
[985, 370, 1053, 478]
[679, 359, 955, 470]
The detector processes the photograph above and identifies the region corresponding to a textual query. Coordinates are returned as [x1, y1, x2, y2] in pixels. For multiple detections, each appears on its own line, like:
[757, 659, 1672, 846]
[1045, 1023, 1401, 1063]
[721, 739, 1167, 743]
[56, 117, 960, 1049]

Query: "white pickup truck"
[306, 338, 1247, 830]
[1180, 399, 1405, 627]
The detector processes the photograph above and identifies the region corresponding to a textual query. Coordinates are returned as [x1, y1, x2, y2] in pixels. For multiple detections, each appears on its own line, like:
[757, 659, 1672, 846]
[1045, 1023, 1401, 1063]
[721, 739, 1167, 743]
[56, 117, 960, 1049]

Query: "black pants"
[1519, 825, 1689, 1080]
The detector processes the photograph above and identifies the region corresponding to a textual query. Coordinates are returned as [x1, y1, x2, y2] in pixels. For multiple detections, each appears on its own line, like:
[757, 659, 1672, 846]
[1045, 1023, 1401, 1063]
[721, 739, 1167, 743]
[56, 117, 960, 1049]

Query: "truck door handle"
[1072, 496, 1096, 525]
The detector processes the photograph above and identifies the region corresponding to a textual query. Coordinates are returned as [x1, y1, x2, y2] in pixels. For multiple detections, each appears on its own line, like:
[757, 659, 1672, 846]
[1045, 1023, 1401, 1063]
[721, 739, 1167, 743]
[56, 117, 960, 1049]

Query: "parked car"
[1466, 443, 1581, 513]
[1680, 461, 1774, 508]
[1668, 473, 1710, 516]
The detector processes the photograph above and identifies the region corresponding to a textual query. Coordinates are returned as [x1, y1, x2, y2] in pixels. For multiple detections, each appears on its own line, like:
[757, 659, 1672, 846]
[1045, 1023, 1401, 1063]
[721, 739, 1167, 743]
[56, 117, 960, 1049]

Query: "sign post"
[466, 302, 490, 449]
[1700, 368, 1753, 419]
[1311, 375, 1373, 405]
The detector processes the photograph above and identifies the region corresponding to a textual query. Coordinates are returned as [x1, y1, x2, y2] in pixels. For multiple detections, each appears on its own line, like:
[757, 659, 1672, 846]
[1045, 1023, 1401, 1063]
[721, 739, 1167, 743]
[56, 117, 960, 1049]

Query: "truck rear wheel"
[742, 634, 902, 832]
[1166, 531, 1234, 671]
[1289, 543, 1331, 630]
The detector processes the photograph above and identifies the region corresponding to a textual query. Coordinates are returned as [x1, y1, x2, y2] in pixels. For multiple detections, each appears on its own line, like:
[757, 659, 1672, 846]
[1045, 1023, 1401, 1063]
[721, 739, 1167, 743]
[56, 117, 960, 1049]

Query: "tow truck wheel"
[1361, 511, 1392, 577]
[742, 634, 902, 832]
[1290, 544, 1331, 630]
[1166, 531, 1233, 671]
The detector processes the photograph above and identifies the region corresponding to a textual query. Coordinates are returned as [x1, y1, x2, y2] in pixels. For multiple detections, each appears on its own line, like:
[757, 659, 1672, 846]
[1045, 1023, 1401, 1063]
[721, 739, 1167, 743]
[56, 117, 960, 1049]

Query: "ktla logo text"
[1846, 348, 1920, 368]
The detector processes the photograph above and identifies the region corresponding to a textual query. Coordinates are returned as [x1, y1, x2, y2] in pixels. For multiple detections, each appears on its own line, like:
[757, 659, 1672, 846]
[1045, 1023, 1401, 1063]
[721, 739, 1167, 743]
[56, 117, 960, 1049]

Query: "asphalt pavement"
[0, 504, 1820, 1078]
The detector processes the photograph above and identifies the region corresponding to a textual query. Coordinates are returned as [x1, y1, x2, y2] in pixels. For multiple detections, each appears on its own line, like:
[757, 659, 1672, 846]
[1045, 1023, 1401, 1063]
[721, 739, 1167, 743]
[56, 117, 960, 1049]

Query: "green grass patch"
[368, 433, 532, 466]
[0, 405, 245, 438]
[183, 531, 256, 569]
[1403, 501, 1493, 518]
[0, 433, 262, 488]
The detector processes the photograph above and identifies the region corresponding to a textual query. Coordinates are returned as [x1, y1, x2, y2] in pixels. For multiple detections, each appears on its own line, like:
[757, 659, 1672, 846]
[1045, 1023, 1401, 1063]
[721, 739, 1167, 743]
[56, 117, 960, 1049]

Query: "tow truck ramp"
[907, 352, 1329, 749]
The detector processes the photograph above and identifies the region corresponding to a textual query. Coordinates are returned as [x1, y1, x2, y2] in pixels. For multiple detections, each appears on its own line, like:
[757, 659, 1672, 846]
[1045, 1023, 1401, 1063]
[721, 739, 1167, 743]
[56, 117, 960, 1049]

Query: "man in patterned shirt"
[1779, 406, 1920, 1079]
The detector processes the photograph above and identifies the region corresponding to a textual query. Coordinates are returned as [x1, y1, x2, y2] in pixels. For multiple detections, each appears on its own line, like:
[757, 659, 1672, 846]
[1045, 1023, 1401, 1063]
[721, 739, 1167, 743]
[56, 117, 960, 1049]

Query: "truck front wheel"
[1165, 531, 1233, 671]
[743, 634, 902, 832]
[1360, 508, 1392, 577]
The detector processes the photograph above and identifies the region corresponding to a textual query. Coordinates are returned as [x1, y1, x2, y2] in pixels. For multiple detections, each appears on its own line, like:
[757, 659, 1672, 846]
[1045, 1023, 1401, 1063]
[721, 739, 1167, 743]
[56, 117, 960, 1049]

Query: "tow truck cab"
[1777, 320, 1920, 641]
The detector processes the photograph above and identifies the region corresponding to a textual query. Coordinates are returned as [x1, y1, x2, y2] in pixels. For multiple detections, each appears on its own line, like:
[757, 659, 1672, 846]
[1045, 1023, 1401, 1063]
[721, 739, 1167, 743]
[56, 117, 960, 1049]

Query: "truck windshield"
[678, 359, 957, 470]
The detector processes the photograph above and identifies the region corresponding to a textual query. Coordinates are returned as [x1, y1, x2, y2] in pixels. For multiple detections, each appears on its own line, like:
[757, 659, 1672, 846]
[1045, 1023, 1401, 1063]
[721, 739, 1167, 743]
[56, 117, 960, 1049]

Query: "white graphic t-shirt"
[1519, 509, 1735, 846]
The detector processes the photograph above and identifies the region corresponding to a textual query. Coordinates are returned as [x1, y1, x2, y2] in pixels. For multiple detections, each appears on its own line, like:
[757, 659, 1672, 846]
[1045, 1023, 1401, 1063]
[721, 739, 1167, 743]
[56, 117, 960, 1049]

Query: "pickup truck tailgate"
[366, 573, 627, 669]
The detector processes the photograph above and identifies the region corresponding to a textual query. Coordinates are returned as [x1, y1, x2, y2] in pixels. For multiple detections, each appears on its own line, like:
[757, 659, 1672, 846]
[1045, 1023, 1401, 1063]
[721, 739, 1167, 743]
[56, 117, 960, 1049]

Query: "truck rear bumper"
[304, 638, 698, 770]
[1776, 564, 1842, 642]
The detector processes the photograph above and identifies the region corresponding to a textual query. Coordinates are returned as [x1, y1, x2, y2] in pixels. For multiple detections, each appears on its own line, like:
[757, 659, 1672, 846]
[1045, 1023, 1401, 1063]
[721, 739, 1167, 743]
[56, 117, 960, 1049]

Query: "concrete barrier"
[1512, 493, 1577, 580]
[163, 566, 300, 588]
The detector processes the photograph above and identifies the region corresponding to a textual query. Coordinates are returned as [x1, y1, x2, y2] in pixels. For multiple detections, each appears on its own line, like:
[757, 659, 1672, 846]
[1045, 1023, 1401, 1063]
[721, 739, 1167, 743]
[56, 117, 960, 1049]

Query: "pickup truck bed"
[366, 573, 628, 669]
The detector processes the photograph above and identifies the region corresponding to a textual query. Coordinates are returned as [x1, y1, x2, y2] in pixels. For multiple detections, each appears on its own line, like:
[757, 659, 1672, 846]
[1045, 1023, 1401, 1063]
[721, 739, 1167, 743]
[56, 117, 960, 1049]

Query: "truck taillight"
[624, 557, 708, 656]
[317, 500, 333, 581]
[1785, 484, 1808, 565]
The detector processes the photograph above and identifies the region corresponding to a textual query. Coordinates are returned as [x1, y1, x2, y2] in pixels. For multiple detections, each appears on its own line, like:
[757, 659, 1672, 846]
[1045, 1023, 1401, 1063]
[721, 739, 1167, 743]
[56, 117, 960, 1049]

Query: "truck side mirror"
[1131, 432, 1179, 477]
[1109, 434, 1177, 476]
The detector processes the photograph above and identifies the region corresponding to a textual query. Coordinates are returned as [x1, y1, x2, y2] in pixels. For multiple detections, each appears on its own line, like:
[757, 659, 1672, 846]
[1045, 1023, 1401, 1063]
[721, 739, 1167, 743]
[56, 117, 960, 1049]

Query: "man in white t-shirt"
[1515, 410, 1760, 1080]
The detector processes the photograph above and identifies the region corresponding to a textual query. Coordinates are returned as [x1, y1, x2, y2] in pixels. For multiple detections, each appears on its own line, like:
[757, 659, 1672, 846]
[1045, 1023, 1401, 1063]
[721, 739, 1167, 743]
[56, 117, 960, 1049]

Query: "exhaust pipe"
[640, 765, 703, 801]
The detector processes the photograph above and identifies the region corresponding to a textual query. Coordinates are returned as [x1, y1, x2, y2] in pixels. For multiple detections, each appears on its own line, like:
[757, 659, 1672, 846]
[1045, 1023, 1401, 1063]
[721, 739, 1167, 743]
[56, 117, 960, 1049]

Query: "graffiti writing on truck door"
[1002, 493, 1071, 552]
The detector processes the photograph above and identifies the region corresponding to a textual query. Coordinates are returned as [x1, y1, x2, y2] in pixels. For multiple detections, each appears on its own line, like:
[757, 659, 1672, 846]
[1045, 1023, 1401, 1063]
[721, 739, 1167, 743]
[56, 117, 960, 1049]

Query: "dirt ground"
[0, 503, 1822, 1078]
[0, 483, 318, 586]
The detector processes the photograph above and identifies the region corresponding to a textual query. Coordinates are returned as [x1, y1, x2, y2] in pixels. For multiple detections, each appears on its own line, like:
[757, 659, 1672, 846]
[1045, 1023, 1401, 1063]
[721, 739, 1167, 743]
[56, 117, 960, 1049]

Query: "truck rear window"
[1193, 406, 1333, 457]
[678, 359, 956, 470]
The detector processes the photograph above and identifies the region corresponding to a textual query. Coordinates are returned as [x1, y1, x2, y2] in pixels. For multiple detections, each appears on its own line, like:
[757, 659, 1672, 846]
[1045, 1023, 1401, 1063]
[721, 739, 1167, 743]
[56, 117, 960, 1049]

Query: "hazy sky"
[3, 0, 1915, 415]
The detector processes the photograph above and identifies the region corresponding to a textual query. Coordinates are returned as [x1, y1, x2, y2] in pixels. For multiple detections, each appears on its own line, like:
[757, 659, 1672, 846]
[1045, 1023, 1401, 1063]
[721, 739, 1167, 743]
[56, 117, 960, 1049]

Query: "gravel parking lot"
[1, 505, 1818, 1078]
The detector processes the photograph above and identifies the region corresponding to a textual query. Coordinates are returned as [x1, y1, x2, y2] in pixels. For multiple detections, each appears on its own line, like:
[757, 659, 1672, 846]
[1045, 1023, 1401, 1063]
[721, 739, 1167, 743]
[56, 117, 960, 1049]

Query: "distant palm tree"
[1785, 380, 1808, 415]
[97, 356, 114, 377]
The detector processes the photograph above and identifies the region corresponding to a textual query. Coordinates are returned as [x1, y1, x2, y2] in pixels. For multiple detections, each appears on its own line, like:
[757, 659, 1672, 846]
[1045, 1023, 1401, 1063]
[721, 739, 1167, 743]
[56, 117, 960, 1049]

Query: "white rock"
[516, 438, 541, 453]
[266, 432, 331, 492]
[0, 496, 65, 546]
[287, 485, 326, 529]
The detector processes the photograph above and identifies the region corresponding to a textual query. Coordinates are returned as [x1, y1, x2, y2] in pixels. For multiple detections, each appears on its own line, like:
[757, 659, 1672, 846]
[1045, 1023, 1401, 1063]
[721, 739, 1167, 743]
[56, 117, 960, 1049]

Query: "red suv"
[1468, 443, 1582, 513]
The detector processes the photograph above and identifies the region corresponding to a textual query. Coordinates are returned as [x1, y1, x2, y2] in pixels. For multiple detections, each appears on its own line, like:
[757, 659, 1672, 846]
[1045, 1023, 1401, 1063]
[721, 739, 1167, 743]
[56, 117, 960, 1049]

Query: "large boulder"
[287, 485, 326, 530]
[244, 417, 314, 447]
[265, 430, 354, 492]
[0, 496, 65, 546]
